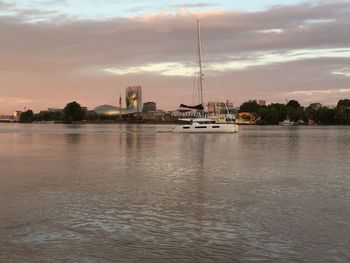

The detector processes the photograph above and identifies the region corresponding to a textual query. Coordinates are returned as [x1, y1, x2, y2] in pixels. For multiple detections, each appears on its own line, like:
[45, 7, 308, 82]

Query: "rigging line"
[197, 19, 204, 106]
[200, 37, 233, 115]
[191, 24, 200, 105]
[191, 61, 197, 105]
[214, 73, 231, 115]
[192, 64, 200, 106]
[192, 43, 199, 105]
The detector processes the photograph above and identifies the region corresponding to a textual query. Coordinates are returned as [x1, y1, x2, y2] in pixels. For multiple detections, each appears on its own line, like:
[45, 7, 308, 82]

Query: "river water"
[0, 124, 349, 262]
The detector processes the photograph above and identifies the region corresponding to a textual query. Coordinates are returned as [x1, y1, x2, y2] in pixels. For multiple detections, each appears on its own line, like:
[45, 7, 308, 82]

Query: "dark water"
[0, 124, 350, 262]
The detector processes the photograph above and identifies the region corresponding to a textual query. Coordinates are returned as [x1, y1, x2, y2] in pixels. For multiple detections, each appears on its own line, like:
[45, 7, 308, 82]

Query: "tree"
[286, 100, 301, 109]
[335, 107, 350, 125]
[316, 107, 336, 125]
[239, 101, 260, 113]
[337, 99, 350, 108]
[305, 106, 317, 123]
[19, 110, 34, 123]
[33, 111, 63, 122]
[256, 103, 286, 124]
[63, 101, 85, 123]
[237, 98, 350, 125]
[268, 103, 287, 124]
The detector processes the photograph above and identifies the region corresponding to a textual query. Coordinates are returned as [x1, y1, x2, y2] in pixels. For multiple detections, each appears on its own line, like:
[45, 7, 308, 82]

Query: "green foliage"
[336, 107, 350, 125]
[287, 106, 304, 122]
[237, 99, 350, 125]
[33, 111, 63, 122]
[337, 99, 350, 108]
[239, 101, 259, 113]
[316, 107, 336, 125]
[63, 101, 85, 123]
[19, 110, 34, 123]
[305, 106, 317, 122]
[261, 103, 287, 124]
[286, 100, 301, 109]
[334, 99, 350, 124]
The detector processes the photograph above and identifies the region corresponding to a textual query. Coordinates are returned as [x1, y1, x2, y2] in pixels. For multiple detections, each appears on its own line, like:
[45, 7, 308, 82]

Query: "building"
[207, 101, 234, 114]
[309, 103, 322, 110]
[143, 102, 156, 113]
[126, 85, 142, 113]
[94, 85, 143, 117]
[139, 110, 170, 122]
[13, 111, 22, 122]
[0, 115, 14, 123]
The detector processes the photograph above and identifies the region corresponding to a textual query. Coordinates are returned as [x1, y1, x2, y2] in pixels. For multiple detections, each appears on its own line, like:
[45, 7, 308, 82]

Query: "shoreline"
[1, 121, 348, 126]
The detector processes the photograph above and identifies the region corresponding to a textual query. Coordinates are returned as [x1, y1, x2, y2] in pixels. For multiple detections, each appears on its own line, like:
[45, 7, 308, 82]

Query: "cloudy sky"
[1, 0, 350, 114]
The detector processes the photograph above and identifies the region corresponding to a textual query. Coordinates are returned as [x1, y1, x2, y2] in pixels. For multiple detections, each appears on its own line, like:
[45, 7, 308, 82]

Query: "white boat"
[173, 20, 238, 133]
[279, 119, 296, 126]
[173, 118, 238, 133]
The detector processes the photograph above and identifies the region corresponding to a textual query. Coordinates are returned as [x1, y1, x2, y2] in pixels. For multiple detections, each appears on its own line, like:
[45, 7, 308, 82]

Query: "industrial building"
[207, 101, 234, 114]
[143, 102, 156, 113]
[94, 85, 143, 117]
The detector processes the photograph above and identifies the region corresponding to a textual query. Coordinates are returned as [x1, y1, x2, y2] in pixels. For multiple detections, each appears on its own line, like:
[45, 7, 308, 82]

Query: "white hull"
[279, 120, 296, 126]
[173, 123, 238, 133]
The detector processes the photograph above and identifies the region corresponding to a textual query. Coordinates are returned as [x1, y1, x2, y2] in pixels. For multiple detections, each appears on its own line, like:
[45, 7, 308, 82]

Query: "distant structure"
[0, 114, 14, 122]
[13, 111, 23, 122]
[94, 85, 143, 117]
[126, 85, 142, 113]
[207, 101, 234, 114]
[143, 102, 156, 113]
[309, 103, 322, 110]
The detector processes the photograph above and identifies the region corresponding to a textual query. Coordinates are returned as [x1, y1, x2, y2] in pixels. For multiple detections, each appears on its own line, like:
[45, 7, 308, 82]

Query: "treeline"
[240, 99, 350, 125]
[20, 101, 97, 123]
[18, 99, 350, 125]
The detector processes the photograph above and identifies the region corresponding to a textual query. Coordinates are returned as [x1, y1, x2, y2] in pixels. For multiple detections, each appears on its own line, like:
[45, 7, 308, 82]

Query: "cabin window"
[195, 126, 207, 129]
[212, 126, 220, 128]
[183, 127, 190, 129]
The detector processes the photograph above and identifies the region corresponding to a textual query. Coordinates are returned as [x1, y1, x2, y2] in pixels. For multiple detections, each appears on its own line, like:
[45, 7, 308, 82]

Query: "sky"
[1, 0, 350, 114]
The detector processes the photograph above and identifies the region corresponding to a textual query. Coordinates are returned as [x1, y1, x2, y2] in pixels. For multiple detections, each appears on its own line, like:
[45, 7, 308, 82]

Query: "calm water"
[0, 124, 350, 262]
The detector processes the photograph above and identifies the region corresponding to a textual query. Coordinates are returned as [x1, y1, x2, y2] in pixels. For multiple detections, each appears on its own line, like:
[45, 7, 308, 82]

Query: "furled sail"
[180, 104, 204, 110]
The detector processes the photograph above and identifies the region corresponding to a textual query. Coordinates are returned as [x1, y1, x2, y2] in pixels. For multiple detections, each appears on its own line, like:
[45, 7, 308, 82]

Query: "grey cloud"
[16, 9, 60, 16]
[126, 3, 220, 13]
[2, 2, 350, 65]
[14, 8, 63, 23]
[171, 3, 220, 9]
[0, 1, 14, 8]
[126, 6, 149, 13]
[1, 1, 350, 113]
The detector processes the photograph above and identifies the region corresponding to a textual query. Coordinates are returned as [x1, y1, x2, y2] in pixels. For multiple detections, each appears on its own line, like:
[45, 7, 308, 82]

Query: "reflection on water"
[0, 124, 350, 262]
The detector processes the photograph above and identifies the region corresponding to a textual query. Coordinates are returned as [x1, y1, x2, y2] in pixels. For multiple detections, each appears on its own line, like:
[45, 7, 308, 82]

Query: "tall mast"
[119, 93, 122, 117]
[197, 19, 203, 106]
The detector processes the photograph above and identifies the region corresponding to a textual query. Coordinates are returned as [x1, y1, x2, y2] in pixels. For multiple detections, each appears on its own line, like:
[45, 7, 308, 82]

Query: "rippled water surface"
[1, 124, 350, 262]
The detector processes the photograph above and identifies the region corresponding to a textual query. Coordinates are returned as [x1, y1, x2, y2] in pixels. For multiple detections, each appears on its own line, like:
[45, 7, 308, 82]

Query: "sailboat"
[173, 20, 238, 133]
